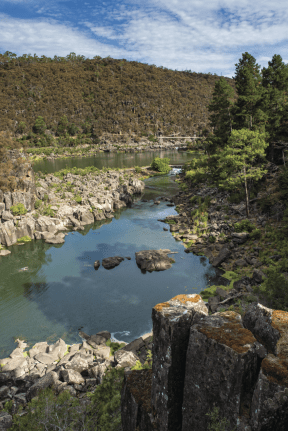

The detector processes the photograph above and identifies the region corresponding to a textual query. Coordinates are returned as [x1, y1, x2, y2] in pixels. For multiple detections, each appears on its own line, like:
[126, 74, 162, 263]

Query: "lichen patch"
[154, 302, 170, 312]
[261, 354, 288, 387]
[271, 310, 288, 336]
[170, 294, 201, 304]
[198, 312, 256, 354]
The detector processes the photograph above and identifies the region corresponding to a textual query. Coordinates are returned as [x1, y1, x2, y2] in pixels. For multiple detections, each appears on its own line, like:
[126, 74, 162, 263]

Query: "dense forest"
[0, 51, 237, 144]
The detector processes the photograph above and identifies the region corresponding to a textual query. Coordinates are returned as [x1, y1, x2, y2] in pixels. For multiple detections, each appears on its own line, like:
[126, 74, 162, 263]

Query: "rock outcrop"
[121, 297, 288, 431]
[0, 330, 153, 430]
[135, 249, 178, 272]
[0, 170, 145, 247]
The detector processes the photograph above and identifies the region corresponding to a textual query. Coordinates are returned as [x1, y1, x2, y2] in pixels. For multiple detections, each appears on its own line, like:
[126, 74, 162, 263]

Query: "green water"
[32, 150, 198, 174]
[0, 153, 221, 359]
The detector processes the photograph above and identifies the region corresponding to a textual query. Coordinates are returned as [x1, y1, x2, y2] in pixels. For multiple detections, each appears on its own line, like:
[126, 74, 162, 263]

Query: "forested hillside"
[0, 51, 237, 144]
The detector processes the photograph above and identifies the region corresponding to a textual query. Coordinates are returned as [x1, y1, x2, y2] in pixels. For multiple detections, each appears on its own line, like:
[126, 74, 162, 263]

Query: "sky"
[0, 0, 287, 78]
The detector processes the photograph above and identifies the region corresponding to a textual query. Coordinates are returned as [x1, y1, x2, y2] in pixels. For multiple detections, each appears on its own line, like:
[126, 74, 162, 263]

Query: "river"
[0, 151, 220, 358]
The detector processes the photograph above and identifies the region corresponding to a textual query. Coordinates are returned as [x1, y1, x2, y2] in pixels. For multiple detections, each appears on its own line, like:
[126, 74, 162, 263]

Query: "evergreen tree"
[232, 52, 267, 133]
[260, 54, 288, 161]
[213, 128, 269, 217]
[206, 77, 236, 154]
[33, 116, 46, 135]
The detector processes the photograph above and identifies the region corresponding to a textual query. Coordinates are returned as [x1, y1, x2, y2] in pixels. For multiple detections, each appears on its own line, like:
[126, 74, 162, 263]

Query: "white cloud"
[0, 0, 287, 77]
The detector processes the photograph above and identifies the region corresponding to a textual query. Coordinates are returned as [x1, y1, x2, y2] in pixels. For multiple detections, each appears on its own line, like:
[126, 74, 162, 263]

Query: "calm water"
[0, 155, 219, 359]
[32, 150, 198, 174]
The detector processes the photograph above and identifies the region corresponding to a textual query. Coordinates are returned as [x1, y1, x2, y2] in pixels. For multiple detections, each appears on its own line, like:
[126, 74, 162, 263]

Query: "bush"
[134, 166, 142, 173]
[42, 205, 55, 217]
[10, 203, 27, 216]
[249, 229, 261, 240]
[150, 157, 171, 174]
[34, 200, 42, 209]
[234, 219, 255, 233]
[208, 236, 216, 243]
[17, 235, 32, 243]
[74, 195, 82, 203]
[254, 267, 288, 311]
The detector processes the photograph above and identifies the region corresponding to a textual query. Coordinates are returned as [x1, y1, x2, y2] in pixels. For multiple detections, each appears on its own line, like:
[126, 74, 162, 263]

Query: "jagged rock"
[135, 249, 178, 272]
[252, 268, 267, 284]
[121, 297, 288, 431]
[211, 246, 231, 267]
[102, 256, 125, 269]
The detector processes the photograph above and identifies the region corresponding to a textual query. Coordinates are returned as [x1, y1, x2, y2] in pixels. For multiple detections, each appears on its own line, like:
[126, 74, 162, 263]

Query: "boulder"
[94, 260, 100, 270]
[102, 256, 125, 269]
[135, 249, 178, 272]
[211, 246, 231, 267]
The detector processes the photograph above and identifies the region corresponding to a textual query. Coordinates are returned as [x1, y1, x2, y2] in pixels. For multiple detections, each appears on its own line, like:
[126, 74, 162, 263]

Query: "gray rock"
[102, 256, 125, 269]
[94, 260, 100, 270]
[211, 246, 231, 267]
[135, 249, 177, 272]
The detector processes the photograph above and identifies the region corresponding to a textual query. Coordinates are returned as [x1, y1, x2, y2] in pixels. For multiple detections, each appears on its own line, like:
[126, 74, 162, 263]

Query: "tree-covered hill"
[0, 51, 238, 143]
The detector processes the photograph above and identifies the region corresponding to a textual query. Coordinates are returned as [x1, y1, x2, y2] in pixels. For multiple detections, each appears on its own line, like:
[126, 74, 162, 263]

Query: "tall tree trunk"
[244, 164, 249, 218]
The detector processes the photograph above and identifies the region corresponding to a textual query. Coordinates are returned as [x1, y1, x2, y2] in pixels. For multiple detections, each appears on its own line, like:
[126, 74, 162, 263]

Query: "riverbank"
[163, 160, 288, 315]
[20, 137, 192, 163]
[0, 165, 163, 250]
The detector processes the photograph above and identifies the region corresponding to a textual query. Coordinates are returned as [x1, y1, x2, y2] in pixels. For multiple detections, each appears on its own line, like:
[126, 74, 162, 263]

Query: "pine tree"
[207, 76, 236, 153]
[232, 52, 267, 133]
[213, 128, 269, 217]
[259, 54, 288, 161]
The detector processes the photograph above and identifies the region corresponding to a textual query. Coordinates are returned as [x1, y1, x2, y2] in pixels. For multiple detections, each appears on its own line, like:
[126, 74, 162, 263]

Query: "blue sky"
[0, 0, 287, 78]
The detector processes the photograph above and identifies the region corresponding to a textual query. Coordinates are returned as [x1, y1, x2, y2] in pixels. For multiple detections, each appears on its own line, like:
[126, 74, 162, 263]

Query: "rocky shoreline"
[1, 155, 287, 429]
[25, 138, 190, 162]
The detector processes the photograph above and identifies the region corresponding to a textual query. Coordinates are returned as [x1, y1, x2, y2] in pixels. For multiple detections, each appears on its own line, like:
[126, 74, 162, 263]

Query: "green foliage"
[131, 350, 153, 370]
[249, 228, 261, 240]
[17, 235, 31, 243]
[254, 267, 288, 311]
[10, 203, 27, 216]
[86, 366, 125, 431]
[42, 205, 55, 217]
[166, 219, 176, 224]
[34, 199, 42, 209]
[134, 166, 142, 173]
[234, 219, 255, 233]
[17, 121, 26, 134]
[33, 116, 46, 135]
[227, 191, 245, 204]
[208, 236, 216, 243]
[74, 194, 82, 203]
[43, 194, 49, 202]
[150, 157, 171, 174]
[278, 166, 288, 204]
[206, 405, 236, 431]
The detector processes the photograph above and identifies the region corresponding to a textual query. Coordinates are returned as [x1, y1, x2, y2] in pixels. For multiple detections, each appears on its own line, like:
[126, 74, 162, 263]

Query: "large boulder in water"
[135, 249, 178, 272]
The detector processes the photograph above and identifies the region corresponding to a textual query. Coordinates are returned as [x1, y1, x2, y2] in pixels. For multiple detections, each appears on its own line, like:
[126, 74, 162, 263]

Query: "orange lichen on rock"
[170, 294, 201, 304]
[261, 354, 288, 386]
[271, 310, 288, 336]
[154, 302, 170, 312]
[198, 312, 256, 354]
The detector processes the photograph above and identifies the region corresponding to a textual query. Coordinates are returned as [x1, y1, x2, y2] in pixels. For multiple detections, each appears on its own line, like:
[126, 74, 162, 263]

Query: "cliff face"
[121, 295, 288, 431]
[0, 149, 36, 206]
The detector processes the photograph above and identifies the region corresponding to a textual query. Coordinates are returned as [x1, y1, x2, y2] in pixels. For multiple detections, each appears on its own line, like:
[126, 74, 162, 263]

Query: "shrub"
[10, 203, 27, 216]
[134, 166, 142, 173]
[234, 219, 255, 233]
[150, 157, 171, 174]
[249, 229, 261, 240]
[43, 194, 49, 202]
[254, 267, 288, 311]
[75, 195, 82, 203]
[17, 235, 32, 243]
[208, 236, 216, 243]
[42, 205, 55, 217]
[190, 196, 198, 203]
[34, 200, 42, 209]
